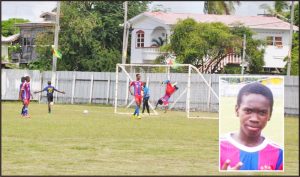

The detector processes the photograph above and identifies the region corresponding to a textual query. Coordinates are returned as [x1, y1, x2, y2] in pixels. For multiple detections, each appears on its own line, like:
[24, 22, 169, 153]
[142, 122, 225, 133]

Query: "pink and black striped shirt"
[220, 133, 283, 171]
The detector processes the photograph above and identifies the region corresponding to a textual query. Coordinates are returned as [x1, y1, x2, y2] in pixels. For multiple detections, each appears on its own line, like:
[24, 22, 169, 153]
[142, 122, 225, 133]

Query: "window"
[136, 30, 144, 48]
[266, 36, 274, 45]
[266, 36, 283, 47]
[275, 36, 282, 47]
[23, 38, 31, 46]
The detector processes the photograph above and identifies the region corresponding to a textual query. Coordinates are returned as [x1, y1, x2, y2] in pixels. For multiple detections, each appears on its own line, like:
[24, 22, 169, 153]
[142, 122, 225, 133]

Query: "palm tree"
[151, 37, 165, 47]
[259, 1, 290, 20]
[203, 1, 240, 15]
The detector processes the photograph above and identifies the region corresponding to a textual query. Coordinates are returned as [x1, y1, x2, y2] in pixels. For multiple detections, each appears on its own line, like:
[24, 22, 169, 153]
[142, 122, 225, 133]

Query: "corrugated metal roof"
[1, 33, 20, 43]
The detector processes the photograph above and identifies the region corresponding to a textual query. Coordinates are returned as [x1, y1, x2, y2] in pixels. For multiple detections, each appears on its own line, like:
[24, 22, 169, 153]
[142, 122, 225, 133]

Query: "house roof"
[130, 12, 298, 31]
[15, 21, 55, 28]
[1, 34, 20, 43]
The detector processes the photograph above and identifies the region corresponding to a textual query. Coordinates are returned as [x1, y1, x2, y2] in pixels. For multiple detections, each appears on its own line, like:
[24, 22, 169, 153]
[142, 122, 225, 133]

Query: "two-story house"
[128, 12, 298, 73]
[13, 11, 56, 64]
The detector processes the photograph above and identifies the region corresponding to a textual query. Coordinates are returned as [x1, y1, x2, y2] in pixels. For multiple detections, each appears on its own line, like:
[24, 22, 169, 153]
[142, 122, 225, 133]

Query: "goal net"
[114, 63, 219, 119]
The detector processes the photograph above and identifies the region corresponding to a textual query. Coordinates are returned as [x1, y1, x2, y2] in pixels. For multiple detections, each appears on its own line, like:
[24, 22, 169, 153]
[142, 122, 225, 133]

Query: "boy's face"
[235, 93, 271, 138]
[136, 74, 141, 81]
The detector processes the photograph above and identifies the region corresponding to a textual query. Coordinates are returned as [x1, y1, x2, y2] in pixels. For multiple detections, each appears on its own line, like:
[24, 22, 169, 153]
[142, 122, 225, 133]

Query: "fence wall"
[1, 69, 298, 115]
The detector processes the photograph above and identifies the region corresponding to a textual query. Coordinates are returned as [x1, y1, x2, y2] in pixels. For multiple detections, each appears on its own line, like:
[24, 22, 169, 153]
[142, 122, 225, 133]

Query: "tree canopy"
[31, 1, 149, 72]
[203, 1, 240, 15]
[1, 18, 30, 37]
[160, 18, 265, 74]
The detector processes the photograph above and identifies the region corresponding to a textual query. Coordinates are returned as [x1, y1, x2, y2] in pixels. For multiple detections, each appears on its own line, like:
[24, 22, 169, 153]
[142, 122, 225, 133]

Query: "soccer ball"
[83, 110, 89, 114]
[50, 102, 54, 106]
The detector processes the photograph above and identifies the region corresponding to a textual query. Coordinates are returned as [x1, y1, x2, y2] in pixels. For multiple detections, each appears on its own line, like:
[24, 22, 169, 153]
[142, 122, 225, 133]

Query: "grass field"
[2, 102, 299, 175]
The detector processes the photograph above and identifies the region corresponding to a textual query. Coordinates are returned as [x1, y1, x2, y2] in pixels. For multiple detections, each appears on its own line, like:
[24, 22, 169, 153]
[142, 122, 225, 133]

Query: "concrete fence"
[1, 69, 298, 115]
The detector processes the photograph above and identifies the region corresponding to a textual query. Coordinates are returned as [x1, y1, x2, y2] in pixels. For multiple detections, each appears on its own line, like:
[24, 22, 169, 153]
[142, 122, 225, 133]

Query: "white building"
[128, 12, 298, 73]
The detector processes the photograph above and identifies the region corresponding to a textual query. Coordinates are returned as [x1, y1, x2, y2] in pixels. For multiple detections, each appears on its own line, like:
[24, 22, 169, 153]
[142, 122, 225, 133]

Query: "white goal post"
[114, 63, 219, 119]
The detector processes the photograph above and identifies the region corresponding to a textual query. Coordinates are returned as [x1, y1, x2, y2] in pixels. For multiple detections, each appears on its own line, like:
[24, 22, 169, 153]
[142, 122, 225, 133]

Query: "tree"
[28, 32, 54, 71]
[290, 32, 299, 75]
[1, 18, 30, 37]
[285, 2, 299, 26]
[203, 1, 240, 15]
[274, 1, 289, 14]
[164, 18, 241, 72]
[283, 32, 299, 75]
[230, 24, 265, 74]
[34, 1, 149, 72]
[259, 1, 288, 16]
[162, 18, 265, 74]
[151, 37, 165, 47]
[259, 1, 299, 25]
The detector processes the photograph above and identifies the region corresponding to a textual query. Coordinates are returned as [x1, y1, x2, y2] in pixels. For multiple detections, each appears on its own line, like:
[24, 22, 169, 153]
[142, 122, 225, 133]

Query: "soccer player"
[155, 80, 179, 113]
[129, 74, 143, 119]
[34, 81, 65, 113]
[142, 82, 150, 115]
[220, 82, 283, 171]
[19, 76, 33, 118]
[19, 76, 26, 116]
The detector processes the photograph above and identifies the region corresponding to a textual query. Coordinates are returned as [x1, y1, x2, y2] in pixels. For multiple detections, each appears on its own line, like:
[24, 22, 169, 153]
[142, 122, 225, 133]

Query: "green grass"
[2, 102, 299, 175]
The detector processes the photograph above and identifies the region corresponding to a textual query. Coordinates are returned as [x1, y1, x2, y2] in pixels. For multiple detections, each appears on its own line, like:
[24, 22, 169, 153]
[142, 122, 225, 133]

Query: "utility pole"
[51, 1, 61, 86]
[241, 33, 246, 75]
[124, 22, 130, 63]
[287, 1, 294, 76]
[121, 1, 128, 64]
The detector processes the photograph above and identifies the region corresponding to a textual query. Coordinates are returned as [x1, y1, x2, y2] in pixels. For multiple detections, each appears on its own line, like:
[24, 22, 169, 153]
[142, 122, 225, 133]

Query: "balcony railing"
[142, 47, 166, 61]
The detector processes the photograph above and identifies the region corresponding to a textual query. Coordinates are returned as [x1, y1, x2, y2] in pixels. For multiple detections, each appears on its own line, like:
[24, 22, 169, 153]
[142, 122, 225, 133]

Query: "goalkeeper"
[155, 80, 179, 113]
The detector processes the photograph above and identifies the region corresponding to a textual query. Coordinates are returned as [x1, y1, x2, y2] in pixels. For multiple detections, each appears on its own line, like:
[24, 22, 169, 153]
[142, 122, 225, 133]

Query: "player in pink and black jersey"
[220, 82, 283, 171]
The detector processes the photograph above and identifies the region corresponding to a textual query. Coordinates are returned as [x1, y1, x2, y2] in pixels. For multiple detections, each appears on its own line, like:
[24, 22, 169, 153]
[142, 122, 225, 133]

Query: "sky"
[2, 1, 276, 22]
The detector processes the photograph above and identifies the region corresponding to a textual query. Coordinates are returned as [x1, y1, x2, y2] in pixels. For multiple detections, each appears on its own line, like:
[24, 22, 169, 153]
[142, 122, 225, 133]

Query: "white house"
[128, 12, 298, 73]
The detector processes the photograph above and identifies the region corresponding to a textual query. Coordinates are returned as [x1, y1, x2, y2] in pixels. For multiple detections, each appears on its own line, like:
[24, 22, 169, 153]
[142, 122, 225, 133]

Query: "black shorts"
[47, 95, 53, 102]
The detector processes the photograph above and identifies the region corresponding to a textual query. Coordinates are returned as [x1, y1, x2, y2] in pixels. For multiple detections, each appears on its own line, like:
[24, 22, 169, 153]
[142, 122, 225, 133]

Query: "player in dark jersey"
[34, 81, 65, 113]
[129, 74, 144, 119]
[142, 82, 150, 115]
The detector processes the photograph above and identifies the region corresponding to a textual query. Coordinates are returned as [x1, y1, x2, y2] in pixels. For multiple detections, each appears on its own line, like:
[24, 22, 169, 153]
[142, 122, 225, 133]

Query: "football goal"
[114, 63, 219, 119]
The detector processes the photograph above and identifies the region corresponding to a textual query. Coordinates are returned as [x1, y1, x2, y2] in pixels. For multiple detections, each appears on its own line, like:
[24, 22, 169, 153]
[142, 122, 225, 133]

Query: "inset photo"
[219, 76, 284, 171]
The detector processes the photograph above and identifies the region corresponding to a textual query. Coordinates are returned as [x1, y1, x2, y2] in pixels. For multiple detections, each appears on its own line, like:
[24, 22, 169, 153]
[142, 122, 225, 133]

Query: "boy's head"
[235, 82, 274, 138]
[157, 99, 163, 105]
[25, 76, 30, 82]
[143, 82, 146, 87]
[21, 77, 26, 83]
[136, 74, 141, 81]
[48, 81, 51, 85]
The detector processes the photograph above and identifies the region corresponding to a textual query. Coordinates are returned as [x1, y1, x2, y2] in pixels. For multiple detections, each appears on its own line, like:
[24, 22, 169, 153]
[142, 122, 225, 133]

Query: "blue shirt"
[143, 86, 150, 98]
[43, 85, 57, 96]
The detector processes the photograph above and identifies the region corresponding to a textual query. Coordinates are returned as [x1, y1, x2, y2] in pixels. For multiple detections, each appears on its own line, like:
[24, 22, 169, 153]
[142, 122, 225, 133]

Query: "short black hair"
[25, 76, 30, 81]
[237, 82, 274, 115]
[136, 73, 140, 77]
[143, 82, 146, 86]
[158, 99, 163, 105]
[48, 81, 51, 85]
[21, 77, 26, 82]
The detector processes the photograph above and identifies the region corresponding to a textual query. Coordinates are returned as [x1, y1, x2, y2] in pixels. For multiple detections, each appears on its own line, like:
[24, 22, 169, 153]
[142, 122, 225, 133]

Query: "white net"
[114, 64, 219, 119]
